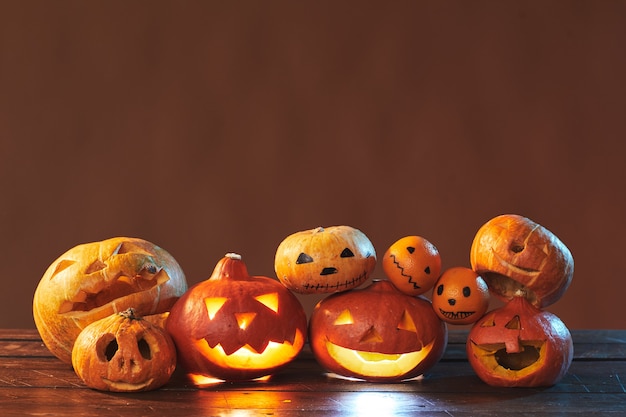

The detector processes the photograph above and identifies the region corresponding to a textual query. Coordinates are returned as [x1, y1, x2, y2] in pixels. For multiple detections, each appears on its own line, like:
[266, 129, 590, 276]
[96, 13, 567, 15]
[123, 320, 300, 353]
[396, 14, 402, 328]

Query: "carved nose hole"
[320, 267, 338, 276]
[448, 299, 456, 306]
[510, 244, 525, 253]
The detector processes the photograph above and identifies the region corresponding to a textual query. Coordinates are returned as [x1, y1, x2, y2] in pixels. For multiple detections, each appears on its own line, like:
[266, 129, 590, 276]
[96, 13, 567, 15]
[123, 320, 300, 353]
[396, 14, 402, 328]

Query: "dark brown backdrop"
[1, 2, 625, 329]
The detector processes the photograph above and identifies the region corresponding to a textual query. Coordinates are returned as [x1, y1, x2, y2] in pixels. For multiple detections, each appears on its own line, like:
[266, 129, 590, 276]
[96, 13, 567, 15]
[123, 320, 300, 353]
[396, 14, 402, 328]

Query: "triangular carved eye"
[296, 253, 313, 264]
[255, 293, 279, 313]
[50, 259, 76, 279]
[340, 248, 354, 258]
[333, 309, 354, 325]
[480, 314, 496, 327]
[204, 297, 228, 320]
[360, 326, 383, 344]
[505, 315, 521, 330]
[397, 310, 417, 333]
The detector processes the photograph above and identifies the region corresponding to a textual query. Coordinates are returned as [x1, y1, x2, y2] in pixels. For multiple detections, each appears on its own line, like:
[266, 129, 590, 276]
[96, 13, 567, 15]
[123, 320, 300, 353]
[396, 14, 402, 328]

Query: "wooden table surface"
[1, 328, 625, 416]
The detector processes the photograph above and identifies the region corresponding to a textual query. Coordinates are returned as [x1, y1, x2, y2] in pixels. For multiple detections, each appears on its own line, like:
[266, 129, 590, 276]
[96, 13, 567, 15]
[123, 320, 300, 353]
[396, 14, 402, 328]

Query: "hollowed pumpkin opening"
[325, 340, 435, 379]
[193, 328, 305, 373]
[469, 340, 546, 377]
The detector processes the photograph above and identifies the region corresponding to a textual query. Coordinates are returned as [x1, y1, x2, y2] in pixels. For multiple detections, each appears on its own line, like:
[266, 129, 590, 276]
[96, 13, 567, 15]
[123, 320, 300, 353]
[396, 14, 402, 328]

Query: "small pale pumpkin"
[274, 226, 376, 294]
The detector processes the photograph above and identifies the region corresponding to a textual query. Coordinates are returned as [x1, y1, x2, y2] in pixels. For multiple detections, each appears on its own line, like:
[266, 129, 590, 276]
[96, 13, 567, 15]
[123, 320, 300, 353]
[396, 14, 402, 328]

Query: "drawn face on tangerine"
[382, 236, 442, 296]
[432, 267, 490, 325]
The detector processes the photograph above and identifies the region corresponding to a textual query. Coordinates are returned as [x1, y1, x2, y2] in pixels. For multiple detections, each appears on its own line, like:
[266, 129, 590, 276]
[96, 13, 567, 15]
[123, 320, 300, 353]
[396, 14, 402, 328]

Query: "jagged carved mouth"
[58, 269, 170, 315]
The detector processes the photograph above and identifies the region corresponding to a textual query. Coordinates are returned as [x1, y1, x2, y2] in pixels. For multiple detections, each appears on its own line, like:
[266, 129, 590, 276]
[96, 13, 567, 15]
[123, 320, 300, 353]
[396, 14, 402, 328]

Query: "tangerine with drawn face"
[470, 214, 574, 308]
[432, 267, 490, 325]
[33, 237, 187, 364]
[382, 236, 441, 296]
[309, 279, 448, 382]
[274, 226, 377, 294]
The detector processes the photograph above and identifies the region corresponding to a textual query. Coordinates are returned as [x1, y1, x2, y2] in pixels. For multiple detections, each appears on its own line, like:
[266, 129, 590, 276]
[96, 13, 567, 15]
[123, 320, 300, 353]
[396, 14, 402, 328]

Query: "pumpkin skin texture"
[166, 253, 308, 382]
[466, 296, 573, 387]
[432, 267, 490, 325]
[382, 235, 442, 296]
[470, 214, 574, 308]
[71, 308, 177, 392]
[274, 226, 377, 294]
[33, 237, 187, 364]
[309, 279, 447, 382]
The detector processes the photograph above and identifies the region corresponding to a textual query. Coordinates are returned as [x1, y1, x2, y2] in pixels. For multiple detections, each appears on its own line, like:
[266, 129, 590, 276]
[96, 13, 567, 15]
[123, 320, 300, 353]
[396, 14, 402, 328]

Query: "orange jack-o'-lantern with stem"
[466, 295, 573, 387]
[309, 279, 447, 382]
[72, 308, 177, 392]
[166, 253, 308, 382]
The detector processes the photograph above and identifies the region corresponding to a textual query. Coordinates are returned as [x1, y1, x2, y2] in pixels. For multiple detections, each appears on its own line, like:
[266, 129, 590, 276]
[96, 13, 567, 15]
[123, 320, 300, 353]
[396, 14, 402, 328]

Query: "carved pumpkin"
[71, 308, 177, 392]
[309, 279, 447, 382]
[466, 295, 573, 387]
[166, 253, 308, 382]
[431, 267, 490, 325]
[470, 214, 574, 308]
[33, 237, 187, 364]
[382, 235, 442, 296]
[274, 226, 376, 294]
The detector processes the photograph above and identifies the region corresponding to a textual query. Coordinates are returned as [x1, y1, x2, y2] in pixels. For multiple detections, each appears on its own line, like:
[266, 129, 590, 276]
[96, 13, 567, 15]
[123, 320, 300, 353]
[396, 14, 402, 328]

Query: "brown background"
[1, 2, 625, 330]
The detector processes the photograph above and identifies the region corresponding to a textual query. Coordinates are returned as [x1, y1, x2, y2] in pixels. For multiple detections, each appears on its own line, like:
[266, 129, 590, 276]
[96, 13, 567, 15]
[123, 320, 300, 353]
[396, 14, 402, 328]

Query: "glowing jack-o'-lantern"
[33, 237, 187, 364]
[71, 308, 177, 392]
[274, 226, 376, 294]
[466, 295, 573, 387]
[166, 253, 308, 382]
[431, 267, 490, 325]
[309, 279, 447, 382]
[470, 214, 574, 308]
[382, 235, 442, 296]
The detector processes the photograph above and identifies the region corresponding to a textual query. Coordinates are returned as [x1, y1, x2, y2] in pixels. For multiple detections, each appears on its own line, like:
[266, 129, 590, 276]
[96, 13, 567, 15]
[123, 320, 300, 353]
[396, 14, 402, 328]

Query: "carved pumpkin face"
[432, 267, 490, 325]
[470, 214, 574, 308]
[166, 254, 308, 382]
[382, 235, 442, 296]
[466, 296, 573, 387]
[309, 279, 447, 382]
[274, 226, 376, 294]
[71, 308, 177, 392]
[33, 237, 188, 364]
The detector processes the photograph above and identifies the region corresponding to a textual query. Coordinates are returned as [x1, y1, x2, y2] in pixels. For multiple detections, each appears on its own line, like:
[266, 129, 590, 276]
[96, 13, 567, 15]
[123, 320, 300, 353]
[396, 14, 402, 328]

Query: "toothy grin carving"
[438, 309, 475, 321]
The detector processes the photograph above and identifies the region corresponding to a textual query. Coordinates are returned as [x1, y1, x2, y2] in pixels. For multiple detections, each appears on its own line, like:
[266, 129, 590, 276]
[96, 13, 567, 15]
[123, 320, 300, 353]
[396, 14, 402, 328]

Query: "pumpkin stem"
[313, 227, 325, 233]
[225, 253, 242, 260]
[119, 308, 140, 320]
